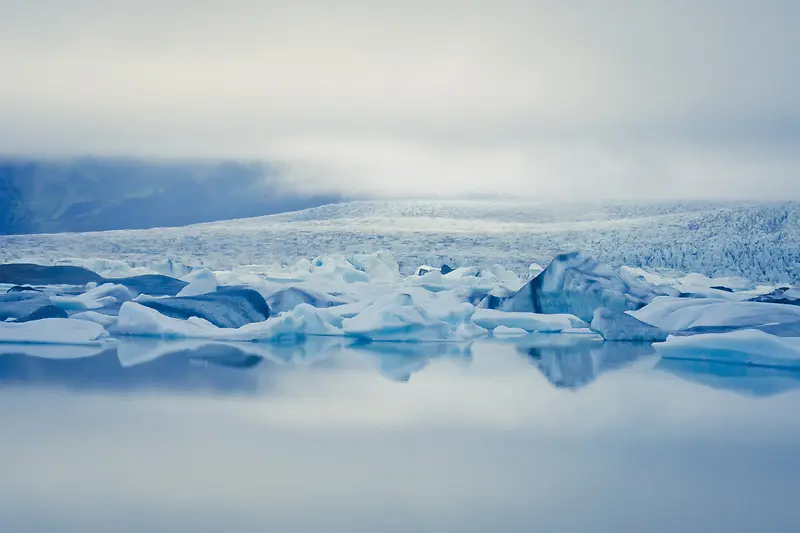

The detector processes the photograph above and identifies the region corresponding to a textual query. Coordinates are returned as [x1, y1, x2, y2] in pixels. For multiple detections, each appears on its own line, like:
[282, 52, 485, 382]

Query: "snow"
[590, 307, 668, 342]
[0, 318, 110, 345]
[654, 330, 800, 368]
[630, 297, 800, 334]
[471, 308, 583, 333]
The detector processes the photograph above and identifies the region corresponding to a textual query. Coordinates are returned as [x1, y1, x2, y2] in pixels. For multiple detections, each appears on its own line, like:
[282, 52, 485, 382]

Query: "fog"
[1, 0, 798, 199]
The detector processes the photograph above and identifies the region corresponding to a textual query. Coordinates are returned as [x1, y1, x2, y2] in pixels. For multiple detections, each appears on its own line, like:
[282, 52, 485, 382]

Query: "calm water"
[1, 335, 800, 533]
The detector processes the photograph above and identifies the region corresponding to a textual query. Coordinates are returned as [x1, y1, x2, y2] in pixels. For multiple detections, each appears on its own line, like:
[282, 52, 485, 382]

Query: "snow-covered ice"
[590, 307, 669, 342]
[654, 330, 800, 368]
[471, 308, 583, 333]
[631, 297, 800, 335]
[0, 318, 110, 345]
[50, 283, 133, 310]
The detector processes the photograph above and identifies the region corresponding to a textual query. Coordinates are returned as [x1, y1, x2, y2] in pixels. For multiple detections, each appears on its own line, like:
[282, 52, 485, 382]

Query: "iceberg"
[749, 286, 800, 306]
[0, 293, 68, 322]
[266, 286, 349, 314]
[50, 283, 133, 311]
[491, 326, 528, 336]
[471, 308, 584, 333]
[590, 307, 668, 342]
[493, 252, 661, 322]
[0, 263, 104, 286]
[115, 301, 338, 341]
[106, 274, 188, 297]
[177, 268, 217, 297]
[631, 297, 800, 335]
[136, 287, 271, 328]
[341, 294, 452, 341]
[71, 310, 119, 328]
[0, 318, 109, 344]
[653, 330, 800, 368]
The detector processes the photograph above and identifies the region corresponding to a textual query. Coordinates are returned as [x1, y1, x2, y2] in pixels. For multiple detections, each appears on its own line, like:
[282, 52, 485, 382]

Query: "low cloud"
[1, 0, 798, 199]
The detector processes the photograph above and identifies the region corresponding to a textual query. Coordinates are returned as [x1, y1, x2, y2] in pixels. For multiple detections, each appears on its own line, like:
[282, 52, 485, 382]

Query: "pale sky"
[1, 0, 798, 199]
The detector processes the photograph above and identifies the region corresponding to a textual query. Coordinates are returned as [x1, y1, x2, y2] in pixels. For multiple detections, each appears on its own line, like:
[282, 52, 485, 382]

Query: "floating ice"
[631, 297, 800, 335]
[0, 293, 68, 322]
[137, 287, 271, 328]
[471, 308, 583, 333]
[590, 307, 668, 342]
[177, 268, 218, 297]
[0, 263, 103, 286]
[491, 326, 528, 336]
[0, 318, 109, 345]
[71, 310, 119, 328]
[654, 330, 800, 368]
[494, 252, 664, 322]
[266, 286, 349, 314]
[115, 301, 339, 341]
[51, 283, 133, 310]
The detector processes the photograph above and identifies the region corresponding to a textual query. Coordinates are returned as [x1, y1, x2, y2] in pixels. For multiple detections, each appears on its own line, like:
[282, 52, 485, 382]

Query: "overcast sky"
[1, 0, 798, 199]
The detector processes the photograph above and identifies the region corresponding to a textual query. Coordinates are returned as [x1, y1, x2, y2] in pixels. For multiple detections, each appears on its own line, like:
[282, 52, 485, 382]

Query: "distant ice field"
[1, 200, 798, 284]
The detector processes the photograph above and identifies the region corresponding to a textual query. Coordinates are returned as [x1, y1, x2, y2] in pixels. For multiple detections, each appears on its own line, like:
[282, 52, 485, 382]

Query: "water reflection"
[1, 338, 800, 533]
[507, 334, 655, 389]
[656, 357, 800, 397]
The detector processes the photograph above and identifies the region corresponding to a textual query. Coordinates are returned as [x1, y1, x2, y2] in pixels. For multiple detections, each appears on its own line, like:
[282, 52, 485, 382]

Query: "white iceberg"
[177, 268, 218, 297]
[50, 283, 133, 310]
[631, 297, 800, 334]
[496, 252, 664, 322]
[590, 307, 668, 342]
[654, 330, 800, 368]
[471, 308, 584, 333]
[0, 318, 110, 345]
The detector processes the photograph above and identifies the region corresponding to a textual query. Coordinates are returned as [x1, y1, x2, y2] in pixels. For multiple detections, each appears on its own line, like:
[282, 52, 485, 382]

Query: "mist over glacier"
[0, 158, 343, 235]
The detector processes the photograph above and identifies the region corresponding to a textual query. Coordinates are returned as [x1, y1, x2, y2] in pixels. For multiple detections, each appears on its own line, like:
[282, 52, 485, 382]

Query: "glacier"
[0, 200, 799, 372]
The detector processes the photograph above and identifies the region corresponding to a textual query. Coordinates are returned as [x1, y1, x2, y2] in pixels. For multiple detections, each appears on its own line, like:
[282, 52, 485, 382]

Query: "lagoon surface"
[2, 336, 800, 533]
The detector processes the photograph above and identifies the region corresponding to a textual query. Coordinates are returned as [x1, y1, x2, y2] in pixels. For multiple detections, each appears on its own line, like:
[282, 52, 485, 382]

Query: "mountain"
[0, 158, 342, 235]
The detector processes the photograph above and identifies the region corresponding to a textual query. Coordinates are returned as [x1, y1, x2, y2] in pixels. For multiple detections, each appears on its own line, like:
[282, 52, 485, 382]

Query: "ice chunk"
[137, 287, 271, 328]
[0, 263, 104, 286]
[0, 318, 109, 345]
[749, 286, 800, 306]
[631, 297, 800, 335]
[0, 293, 68, 322]
[471, 308, 585, 332]
[347, 252, 400, 282]
[653, 330, 800, 368]
[590, 307, 668, 342]
[492, 326, 528, 336]
[71, 310, 119, 328]
[342, 294, 451, 341]
[107, 274, 189, 297]
[495, 252, 660, 322]
[6, 286, 42, 293]
[50, 283, 133, 310]
[177, 268, 218, 297]
[266, 286, 348, 314]
[115, 301, 339, 341]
